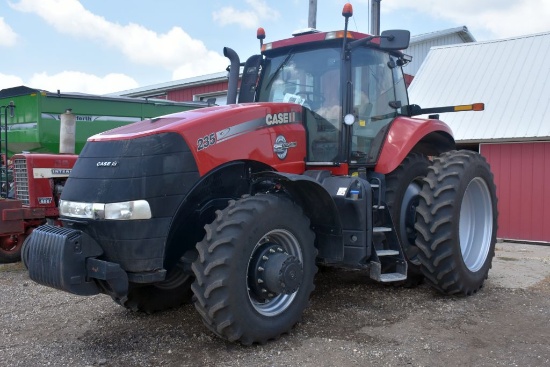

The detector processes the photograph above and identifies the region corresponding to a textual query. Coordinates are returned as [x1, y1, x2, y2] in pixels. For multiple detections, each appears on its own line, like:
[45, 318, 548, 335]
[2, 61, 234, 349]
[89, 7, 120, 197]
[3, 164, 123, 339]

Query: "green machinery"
[0, 86, 206, 157]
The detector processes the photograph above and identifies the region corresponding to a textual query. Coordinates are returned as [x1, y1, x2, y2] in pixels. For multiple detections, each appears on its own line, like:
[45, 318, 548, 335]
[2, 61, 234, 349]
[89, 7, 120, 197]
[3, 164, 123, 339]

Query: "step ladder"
[368, 178, 407, 283]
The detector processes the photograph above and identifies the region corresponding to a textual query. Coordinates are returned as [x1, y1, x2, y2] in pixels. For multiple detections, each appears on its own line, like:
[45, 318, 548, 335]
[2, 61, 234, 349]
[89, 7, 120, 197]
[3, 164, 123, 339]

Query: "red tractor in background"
[0, 102, 77, 263]
[24, 4, 498, 345]
[0, 153, 77, 263]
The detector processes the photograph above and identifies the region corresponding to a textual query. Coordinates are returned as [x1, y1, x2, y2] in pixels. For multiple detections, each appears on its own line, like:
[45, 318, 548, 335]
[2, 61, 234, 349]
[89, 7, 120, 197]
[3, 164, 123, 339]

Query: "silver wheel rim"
[247, 229, 303, 317]
[459, 177, 493, 272]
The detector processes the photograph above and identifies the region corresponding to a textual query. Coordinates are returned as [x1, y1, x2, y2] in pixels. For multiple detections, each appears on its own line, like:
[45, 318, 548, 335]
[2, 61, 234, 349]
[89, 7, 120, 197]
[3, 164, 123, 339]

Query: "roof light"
[325, 31, 355, 40]
[257, 27, 266, 40]
[342, 3, 353, 17]
[257, 27, 266, 48]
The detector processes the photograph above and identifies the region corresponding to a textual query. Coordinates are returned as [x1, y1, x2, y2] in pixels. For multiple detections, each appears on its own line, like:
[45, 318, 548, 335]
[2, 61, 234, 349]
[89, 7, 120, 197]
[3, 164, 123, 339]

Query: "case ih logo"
[96, 161, 118, 167]
[273, 135, 297, 160]
[266, 112, 299, 126]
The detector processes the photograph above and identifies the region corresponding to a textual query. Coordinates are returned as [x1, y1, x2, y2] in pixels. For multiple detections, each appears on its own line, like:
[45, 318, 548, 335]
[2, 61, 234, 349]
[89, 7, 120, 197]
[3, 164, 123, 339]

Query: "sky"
[0, 0, 549, 96]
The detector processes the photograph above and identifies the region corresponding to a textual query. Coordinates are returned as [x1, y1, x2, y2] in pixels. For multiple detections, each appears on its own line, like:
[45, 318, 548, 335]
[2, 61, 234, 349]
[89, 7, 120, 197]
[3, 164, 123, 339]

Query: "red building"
[409, 31, 550, 242]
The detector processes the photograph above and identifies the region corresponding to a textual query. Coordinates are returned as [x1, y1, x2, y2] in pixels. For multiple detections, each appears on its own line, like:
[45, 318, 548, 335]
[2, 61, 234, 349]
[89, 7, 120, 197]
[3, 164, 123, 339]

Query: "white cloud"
[28, 71, 139, 95]
[213, 0, 280, 29]
[0, 17, 17, 46]
[381, 0, 550, 38]
[0, 73, 24, 89]
[10, 0, 228, 77]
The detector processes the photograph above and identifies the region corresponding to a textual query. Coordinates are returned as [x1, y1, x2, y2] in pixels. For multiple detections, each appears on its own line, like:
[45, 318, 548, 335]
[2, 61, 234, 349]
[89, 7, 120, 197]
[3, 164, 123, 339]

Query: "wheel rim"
[247, 229, 303, 317]
[459, 177, 493, 272]
[0, 235, 24, 254]
[399, 178, 424, 264]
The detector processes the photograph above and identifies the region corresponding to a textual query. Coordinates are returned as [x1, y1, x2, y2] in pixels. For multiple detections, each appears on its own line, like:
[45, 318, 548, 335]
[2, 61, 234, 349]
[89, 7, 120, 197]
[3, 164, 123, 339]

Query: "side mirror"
[380, 30, 410, 50]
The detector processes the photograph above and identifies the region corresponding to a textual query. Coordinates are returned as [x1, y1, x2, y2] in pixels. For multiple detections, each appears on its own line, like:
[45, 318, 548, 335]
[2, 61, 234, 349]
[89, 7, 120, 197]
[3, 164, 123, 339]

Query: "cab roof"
[262, 30, 379, 54]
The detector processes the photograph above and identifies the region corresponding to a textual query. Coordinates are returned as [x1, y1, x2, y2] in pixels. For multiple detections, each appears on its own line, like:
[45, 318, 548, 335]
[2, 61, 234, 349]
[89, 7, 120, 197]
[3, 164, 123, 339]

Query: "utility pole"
[371, 0, 381, 35]
[308, 0, 317, 29]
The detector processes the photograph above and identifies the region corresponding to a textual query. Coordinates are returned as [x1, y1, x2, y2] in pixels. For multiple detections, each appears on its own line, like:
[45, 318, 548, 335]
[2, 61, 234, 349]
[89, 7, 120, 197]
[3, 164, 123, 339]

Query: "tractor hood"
[89, 103, 302, 141]
[88, 102, 307, 176]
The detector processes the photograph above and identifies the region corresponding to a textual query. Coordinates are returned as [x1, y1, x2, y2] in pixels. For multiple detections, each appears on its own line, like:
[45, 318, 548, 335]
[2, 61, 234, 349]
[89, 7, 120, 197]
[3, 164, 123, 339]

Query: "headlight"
[59, 200, 152, 220]
[59, 200, 94, 219]
[104, 201, 151, 220]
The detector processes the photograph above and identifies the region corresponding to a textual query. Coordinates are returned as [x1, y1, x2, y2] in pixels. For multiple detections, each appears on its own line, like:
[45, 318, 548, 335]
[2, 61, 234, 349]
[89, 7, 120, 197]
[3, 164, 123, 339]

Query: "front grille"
[13, 158, 30, 205]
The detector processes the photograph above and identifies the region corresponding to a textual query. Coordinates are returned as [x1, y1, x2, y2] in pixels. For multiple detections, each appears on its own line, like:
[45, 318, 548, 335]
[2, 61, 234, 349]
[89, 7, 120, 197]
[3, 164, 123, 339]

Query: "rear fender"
[375, 117, 455, 174]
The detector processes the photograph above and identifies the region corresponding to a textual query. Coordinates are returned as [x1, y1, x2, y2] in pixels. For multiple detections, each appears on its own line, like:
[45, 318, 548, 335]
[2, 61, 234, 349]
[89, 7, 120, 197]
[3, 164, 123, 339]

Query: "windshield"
[258, 47, 343, 162]
[258, 47, 342, 116]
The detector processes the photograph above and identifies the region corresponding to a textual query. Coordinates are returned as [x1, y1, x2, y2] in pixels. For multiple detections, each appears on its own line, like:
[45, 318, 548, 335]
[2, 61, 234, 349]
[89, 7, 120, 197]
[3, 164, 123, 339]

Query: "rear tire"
[415, 150, 498, 295]
[191, 194, 316, 345]
[385, 153, 430, 287]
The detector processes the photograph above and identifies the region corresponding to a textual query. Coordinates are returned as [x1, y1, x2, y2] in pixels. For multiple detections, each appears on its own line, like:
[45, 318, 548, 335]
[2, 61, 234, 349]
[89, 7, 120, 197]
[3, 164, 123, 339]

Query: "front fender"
[375, 117, 455, 174]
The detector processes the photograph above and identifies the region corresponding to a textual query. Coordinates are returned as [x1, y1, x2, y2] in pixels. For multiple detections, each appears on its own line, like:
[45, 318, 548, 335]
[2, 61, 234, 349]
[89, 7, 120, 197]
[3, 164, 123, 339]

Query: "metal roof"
[408, 31, 550, 142]
[404, 26, 476, 76]
[0, 85, 205, 107]
[108, 71, 230, 97]
[410, 26, 476, 44]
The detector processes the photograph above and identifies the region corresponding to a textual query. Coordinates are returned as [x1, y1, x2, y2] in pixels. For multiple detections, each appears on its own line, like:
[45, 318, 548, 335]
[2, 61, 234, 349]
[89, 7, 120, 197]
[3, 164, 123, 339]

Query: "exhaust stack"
[223, 47, 240, 105]
[371, 0, 381, 36]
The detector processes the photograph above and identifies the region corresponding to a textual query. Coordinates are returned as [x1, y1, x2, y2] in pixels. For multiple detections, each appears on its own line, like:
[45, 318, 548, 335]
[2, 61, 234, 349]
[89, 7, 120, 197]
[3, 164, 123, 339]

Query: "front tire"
[415, 150, 498, 295]
[115, 260, 194, 313]
[191, 194, 316, 344]
[0, 233, 28, 264]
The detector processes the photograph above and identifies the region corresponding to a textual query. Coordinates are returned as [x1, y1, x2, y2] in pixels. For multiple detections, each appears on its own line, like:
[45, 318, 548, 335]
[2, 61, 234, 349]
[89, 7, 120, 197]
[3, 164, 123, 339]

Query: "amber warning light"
[454, 103, 485, 112]
[342, 3, 353, 17]
[403, 102, 485, 117]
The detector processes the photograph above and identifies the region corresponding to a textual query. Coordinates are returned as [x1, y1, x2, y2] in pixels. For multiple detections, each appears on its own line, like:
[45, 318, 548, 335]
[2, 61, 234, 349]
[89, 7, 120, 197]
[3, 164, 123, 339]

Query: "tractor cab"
[256, 35, 410, 167]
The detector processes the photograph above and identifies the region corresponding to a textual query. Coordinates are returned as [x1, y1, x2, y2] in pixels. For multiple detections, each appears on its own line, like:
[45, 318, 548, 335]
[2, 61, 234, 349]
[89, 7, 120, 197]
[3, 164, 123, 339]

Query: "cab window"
[350, 48, 408, 164]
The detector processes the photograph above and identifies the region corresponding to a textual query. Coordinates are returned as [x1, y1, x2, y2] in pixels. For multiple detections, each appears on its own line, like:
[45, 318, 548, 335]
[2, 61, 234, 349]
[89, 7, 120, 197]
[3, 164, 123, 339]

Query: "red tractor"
[0, 153, 77, 263]
[24, 4, 497, 345]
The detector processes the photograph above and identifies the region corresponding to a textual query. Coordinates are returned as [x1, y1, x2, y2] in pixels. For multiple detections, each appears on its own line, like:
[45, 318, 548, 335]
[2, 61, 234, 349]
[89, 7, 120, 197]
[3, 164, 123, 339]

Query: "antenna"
[308, 0, 317, 29]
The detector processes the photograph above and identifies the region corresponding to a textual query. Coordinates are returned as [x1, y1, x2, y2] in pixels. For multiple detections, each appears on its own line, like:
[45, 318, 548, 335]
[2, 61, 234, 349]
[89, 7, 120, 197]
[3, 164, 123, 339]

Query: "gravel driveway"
[1, 242, 549, 366]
